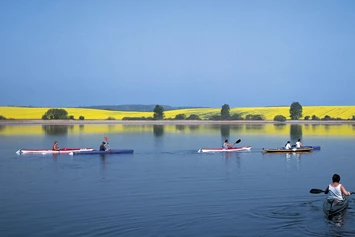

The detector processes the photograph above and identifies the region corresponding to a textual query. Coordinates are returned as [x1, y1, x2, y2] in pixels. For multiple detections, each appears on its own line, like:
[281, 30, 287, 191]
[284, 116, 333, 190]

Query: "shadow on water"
[290, 124, 302, 143]
[42, 125, 73, 135]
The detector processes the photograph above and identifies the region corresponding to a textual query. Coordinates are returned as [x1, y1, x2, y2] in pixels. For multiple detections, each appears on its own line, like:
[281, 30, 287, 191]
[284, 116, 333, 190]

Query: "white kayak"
[16, 148, 94, 154]
[198, 146, 251, 153]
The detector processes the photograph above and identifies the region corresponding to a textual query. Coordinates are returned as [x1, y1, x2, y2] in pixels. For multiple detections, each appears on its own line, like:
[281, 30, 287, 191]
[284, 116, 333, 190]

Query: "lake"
[0, 123, 354, 237]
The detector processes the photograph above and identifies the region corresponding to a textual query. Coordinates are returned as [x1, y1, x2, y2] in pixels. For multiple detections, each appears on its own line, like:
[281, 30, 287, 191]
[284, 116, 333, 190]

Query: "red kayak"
[198, 146, 251, 153]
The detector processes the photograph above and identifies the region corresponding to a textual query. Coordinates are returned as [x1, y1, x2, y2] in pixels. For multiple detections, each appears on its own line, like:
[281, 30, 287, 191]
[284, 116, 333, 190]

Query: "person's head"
[298, 139, 301, 142]
[102, 141, 106, 145]
[332, 174, 340, 183]
[287, 141, 290, 144]
[225, 139, 228, 143]
[54, 141, 58, 144]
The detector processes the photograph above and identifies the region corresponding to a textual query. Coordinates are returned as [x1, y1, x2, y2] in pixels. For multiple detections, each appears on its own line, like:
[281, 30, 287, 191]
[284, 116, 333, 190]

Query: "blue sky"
[1, 0, 354, 107]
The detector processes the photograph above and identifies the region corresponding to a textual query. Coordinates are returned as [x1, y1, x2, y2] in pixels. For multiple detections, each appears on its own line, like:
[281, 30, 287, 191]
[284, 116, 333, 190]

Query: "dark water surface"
[0, 124, 354, 237]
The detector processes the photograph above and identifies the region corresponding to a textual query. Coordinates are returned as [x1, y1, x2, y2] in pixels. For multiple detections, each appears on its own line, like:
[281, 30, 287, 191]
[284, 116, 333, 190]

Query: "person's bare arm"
[341, 185, 350, 196]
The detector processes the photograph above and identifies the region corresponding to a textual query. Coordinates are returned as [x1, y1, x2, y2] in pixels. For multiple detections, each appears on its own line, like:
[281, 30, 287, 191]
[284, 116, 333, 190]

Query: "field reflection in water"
[0, 124, 354, 237]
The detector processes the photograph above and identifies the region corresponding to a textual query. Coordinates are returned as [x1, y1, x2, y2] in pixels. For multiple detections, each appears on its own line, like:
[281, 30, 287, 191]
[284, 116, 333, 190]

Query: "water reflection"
[220, 125, 230, 139]
[274, 123, 286, 131]
[290, 125, 302, 143]
[175, 125, 185, 131]
[188, 125, 200, 131]
[42, 125, 72, 135]
[285, 153, 302, 171]
[246, 124, 264, 131]
[153, 125, 164, 137]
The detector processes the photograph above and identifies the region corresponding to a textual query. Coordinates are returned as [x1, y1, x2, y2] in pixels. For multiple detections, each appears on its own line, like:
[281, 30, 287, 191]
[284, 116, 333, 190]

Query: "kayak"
[69, 149, 134, 155]
[198, 146, 251, 153]
[323, 196, 348, 217]
[16, 148, 93, 154]
[262, 147, 313, 153]
[292, 145, 321, 150]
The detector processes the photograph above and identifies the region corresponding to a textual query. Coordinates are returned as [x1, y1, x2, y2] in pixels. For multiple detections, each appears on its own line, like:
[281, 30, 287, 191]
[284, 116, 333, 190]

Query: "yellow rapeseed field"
[0, 105, 354, 120]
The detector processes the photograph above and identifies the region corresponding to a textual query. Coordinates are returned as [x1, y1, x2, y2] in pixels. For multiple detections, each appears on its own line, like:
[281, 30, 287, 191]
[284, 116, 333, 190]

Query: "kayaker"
[52, 141, 60, 151]
[324, 174, 351, 200]
[100, 141, 109, 151]
[285, 141, 291, 149]
[222, 139, 233, 149]
[296, 139, 303, 148]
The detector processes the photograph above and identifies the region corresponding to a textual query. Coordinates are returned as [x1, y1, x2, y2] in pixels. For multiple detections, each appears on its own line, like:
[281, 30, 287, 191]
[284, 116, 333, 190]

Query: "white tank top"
[328, 184, 343, 200]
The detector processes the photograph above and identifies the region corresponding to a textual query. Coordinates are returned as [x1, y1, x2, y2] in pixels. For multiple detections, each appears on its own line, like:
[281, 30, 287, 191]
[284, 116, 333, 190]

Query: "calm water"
[0, 124, 355, 237]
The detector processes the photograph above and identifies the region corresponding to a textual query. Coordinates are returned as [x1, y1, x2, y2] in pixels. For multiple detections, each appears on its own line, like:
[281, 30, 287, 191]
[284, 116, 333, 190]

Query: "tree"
[311, 115, 320, 120]
[304, 116, 310, 120]
[41, 108, 68, 120]
[289, 102, 303, 120]
[186, 114, 201, 120]
[174, 114, 186, 120]
[274, 115, 286, 122]
[322, 115, 332, 120]
[230, 113, 243, 120]
[221, 104, 230, 120]
[0, 115, 6, 120]
[79, 115, 85, 120]
[153, 105, 164, 120]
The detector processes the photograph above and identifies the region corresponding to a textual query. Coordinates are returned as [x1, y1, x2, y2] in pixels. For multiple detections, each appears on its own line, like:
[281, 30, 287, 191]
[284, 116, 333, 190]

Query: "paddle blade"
[235, 139, 241, 144]
[104, 136, 108, 142]
[310, 189, 325, 194]
[351, 192, 355, 195]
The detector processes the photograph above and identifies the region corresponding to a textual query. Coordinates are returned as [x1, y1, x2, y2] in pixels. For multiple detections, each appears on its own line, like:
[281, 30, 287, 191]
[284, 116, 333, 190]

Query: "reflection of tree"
[79, 124, 84, 131]
[220, 125, 230, 138]
[42, 125, 71, 135]
[290, 124, 302, 142]
[231, 125, 243, 132]
[274, 124, 286, 131]
[175, 125, 185, 131]
[153, 125, 164, 137]
[245, 124, 264, 131]
[311, 124, 320, 131]
[0, 125, 4, 132]
[189, 125, 200, 131]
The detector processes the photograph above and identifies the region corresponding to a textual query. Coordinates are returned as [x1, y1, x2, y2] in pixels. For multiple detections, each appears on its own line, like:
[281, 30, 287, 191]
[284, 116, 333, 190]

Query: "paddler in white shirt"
[222, 139, 233, 149]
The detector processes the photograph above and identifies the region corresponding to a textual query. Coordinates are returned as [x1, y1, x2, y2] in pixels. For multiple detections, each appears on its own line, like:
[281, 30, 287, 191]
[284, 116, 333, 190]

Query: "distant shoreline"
[1, 120, 355, 125]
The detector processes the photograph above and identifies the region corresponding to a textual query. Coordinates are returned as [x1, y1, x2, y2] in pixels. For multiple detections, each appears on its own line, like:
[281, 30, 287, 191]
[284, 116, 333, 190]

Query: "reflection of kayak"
[198, 146, 251, 153]
[69, 149, 134, 155]
[292, 145, 321, 150]
[262, 147, 313, 153]
[16, 148, 93, 154]
[323, 196, 348, 217]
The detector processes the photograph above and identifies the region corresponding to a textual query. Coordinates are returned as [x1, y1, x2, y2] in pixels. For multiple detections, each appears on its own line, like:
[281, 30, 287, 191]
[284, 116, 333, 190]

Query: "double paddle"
[310, 189, 354, 194]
